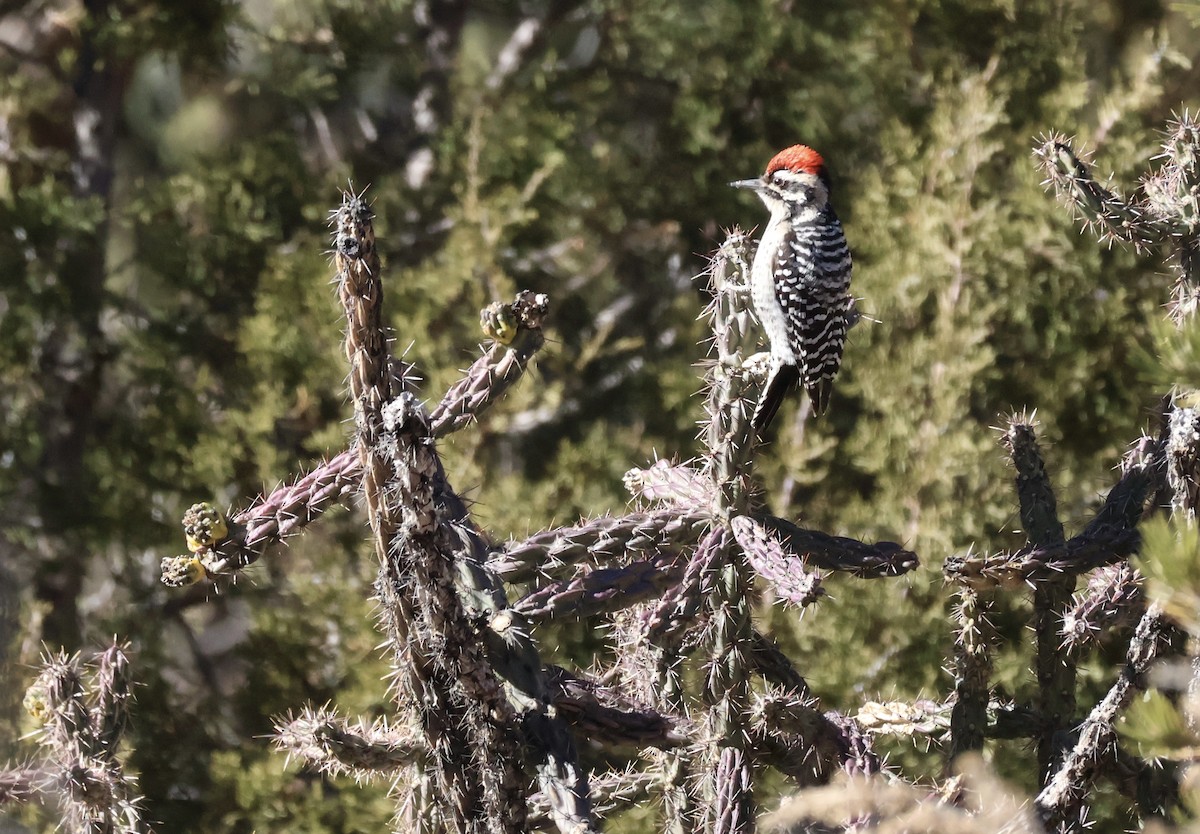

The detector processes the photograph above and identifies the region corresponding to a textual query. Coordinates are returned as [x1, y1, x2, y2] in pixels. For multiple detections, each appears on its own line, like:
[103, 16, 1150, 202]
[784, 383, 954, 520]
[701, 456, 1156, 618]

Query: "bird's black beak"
[728, 178, 764, 190]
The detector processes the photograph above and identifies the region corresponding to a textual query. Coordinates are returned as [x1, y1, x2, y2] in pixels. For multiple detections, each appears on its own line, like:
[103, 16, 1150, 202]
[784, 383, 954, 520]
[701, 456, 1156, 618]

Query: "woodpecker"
[731, 144, 854, 431]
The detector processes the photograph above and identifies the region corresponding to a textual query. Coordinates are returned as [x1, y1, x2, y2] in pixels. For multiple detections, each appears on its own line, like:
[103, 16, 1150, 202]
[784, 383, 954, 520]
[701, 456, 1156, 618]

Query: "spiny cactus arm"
[1167, 405, 1200, 516]
[948, 586, 993, 757]
[1056, 435, 1162, 653]
[947, 431, 1164, 594]
[512, 552, 686, 623]
[642, 526, 723, 642]
[426, 448, 595, 833]
[1084, 434, 1165, 536]
[750, 693, 882, 782]
[1004, 419, 1075, 784]
[91, 643, 131, 760]
[335, 193, 487, 833]
[175, 451, 361, 583]
[528, 767, 659, 832]
[0, 768, 42, 804]
[1005, 419, 1066, 547]
[1060, 562, 1146, 655]
[1035, 605, 1173, 831]
[1145, 114, 1200, 310]
[731, 516, 823, 607]
[856, 699, 951, 738]
[624, 459, 713, 507]
[381, 389, 593, 834]
[491, 509, 710, 585]
[22, 648, 151, 834]
[545, 666, 692, 748]
[944, 525, 1140, 591]
[1034, 135, 1174, 247]
[429, 291, 549, 437]
[31, 652, 90, 758]
[710, 747, 752, 834]
[272, 672, 689, 787]
[747, 630, 813, 699]
[273, 707, 427, 780]
[700, 234, 762, 834]
[755, 514, 918, 578]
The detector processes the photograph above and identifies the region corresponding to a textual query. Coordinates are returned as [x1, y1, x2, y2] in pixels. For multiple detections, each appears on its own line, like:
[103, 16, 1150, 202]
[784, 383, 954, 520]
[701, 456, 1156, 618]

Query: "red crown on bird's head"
[764, 144, 825, 177]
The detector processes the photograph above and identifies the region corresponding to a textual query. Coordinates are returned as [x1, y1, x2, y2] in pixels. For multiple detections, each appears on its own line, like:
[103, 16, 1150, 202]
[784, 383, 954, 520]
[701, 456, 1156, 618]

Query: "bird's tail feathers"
[752, 364, 800, 433]
[808, 375, 834, 416]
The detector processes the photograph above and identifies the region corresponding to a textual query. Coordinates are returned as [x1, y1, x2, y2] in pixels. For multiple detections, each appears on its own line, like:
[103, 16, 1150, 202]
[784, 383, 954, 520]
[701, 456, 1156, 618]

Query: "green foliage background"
[2, 0, 1199, 831]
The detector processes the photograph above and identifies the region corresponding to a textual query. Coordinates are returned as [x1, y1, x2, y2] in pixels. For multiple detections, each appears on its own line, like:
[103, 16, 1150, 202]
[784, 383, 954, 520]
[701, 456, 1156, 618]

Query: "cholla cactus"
[2, 644, 149, 834]
[150, 118, 1200, 833]
[1036, 113, 1200, 320]
[159, 197, 914, 833]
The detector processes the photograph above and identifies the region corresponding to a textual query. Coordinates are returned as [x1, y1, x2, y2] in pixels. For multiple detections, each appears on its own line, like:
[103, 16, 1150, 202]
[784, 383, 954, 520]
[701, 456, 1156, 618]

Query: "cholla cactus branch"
[711, 747, 753, 834]
[748, 631, 813, 699]
[857, 699, 951, 738]
[1167, 406, 1200, 518]
[0, 768, 43, 804]
[17, 647, 150, 834]
[624, 459, 714, 507]
[333, 192, 469, 830]
[1147, 113, 1200, 313]
[704, 235, 759, 515]
[815, 712, 880, 778]
[429, 291, 549, 437]
[1061, 563, 1146, 655]
[1038, 122, 1200, 320]
[546, 667, 692, 748]
[492, 509, 709, 585]
[642, 526, 724, 642]
[1035, 605, 1173, 831]
[1003, 419, 1074, 783]
[731, 515, 823, 608]
[92, 644, 130, 757]
[699, 238, 763, 832]
[336, 192, 593, 833]
[513, 552, 685, 623]
[165, 295, 557, 587]
[1034, 137, 1173, 247]
[1004, 420, 1065, 546]
[750, 694, 880, 782]
[161, 451, 362, 583]
[944, 526, 1139, 591]
[389, 388, 593, 833]
[950, 587, 993, 757]
[273, 706, 426, 779]
[1084, 434, 1165, 535]
[529, 768, 659, 832]
[756, 514, 918, 578]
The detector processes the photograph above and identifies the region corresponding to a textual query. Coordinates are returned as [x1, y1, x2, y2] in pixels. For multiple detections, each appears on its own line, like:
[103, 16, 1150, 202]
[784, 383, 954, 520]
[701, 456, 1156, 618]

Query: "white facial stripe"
[771, 169, 821, 187]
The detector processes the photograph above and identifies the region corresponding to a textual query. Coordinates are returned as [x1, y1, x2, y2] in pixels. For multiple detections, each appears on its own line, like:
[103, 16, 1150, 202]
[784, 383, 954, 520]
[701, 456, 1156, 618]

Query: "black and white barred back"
[751, 204, 853, 429]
